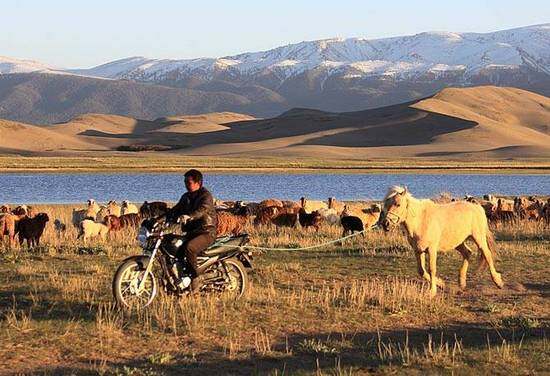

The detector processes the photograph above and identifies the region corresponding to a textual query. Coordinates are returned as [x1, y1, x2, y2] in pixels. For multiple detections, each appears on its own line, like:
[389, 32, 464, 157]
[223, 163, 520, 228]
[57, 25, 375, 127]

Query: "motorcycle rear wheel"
[222, 258, 248, 299]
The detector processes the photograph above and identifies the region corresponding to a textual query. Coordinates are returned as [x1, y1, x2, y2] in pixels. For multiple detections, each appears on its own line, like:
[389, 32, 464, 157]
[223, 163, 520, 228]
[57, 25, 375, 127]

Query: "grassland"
[0, 204, 549, 375]
[1, 155, 550, 173]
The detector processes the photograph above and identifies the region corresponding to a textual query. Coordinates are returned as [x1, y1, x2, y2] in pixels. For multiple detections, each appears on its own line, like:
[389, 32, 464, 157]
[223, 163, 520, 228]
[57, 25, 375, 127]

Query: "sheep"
[54, 219, 67, 235]
[282, 200, 301, 213]
[105, 213, 141, 231]
[121, 200, 139, 215]
[1, 205, 11, 213]
[300, 197, 328, 213]
[87, 199, 101, 215]
[271, 212, 299, 228]
[327, 197, 345, 214]
[298, 208, 323, 232]
[12, 205, 34, 217]
[95, 205, 110, 222]
[514, 196, 544, 221]
[78, 219, 109, 241]
[253, 206, 279, 226]
[120, 213, 141, 227]
[72, 207, 95, 228]
[340, 203, 380, 228]
[216, 211, 249, 236]
[106, 200, 122, 217]
[259, 199, 283, 209]
[254, 206, 298, 228]
[360, 204, 382, 228]
[491, 198, 516, 224]
[140, 201, 169, 218]
[317, 207, 340, 225]
[17, 213, 49, 248]
[0, 213, 21, 248]
[340, 215, 364, 237]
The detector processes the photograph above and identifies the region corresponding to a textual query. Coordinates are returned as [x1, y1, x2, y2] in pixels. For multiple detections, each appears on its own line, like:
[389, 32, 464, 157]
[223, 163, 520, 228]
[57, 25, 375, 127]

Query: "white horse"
[379, 186, 504, 296]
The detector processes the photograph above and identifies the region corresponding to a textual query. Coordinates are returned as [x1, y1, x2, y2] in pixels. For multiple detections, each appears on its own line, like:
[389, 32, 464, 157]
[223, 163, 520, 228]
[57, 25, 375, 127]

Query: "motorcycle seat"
[203, 234, 249, 256]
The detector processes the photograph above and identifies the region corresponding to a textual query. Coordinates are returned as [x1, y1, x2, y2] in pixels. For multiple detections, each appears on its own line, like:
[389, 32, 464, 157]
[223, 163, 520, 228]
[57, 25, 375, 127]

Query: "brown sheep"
[120, 213, 141, 228]
[18, 213, 49, 248]
[259, 199, 283, 209]
[0, 213, 25, 248]
[271, 212, 299, 228]
[253, 206, 279, 226]
[104, 215, 122, 231]
[360, 204, 382, 228]
[105, 213, 141, 231]
[216, 211, 249, 236]
[298, 208, 323, 231]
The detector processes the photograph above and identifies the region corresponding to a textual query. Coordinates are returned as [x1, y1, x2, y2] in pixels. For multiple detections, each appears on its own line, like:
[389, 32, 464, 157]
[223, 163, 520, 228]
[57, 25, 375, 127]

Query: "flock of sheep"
[1, 193, 549, 250]
[465, 194, 550, 224]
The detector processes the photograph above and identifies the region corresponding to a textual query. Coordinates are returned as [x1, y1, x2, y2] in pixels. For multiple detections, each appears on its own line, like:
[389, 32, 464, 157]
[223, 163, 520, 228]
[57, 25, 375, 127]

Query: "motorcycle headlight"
[137, 227, 151, 248]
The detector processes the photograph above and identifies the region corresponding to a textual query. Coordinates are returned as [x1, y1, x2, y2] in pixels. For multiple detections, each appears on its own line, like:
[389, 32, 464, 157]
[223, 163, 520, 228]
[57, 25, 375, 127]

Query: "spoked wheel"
[113, 257, 158, 309]
[222, 258, 248, 299]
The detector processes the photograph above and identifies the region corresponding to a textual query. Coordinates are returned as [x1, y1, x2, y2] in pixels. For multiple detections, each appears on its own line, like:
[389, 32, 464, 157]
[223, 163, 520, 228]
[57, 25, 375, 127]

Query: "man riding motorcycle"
[160, 169, 217, 292]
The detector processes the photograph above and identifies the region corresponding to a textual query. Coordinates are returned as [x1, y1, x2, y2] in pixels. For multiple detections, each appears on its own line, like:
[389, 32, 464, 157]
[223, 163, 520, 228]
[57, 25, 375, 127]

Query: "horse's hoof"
[493, 273, 504, 289]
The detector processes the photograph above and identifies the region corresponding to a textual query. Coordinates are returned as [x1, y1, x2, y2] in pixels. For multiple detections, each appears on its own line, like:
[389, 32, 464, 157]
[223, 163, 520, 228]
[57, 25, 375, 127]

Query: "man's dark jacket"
[166, 187, 217, 238]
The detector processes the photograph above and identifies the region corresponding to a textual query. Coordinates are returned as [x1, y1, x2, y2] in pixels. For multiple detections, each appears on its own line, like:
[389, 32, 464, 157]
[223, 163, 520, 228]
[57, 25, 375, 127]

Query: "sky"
[1, 0, 548, 68]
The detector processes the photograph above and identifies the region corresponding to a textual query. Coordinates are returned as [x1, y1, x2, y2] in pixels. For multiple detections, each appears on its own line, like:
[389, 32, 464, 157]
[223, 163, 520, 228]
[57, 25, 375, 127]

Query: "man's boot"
[190, 275, 203, 293]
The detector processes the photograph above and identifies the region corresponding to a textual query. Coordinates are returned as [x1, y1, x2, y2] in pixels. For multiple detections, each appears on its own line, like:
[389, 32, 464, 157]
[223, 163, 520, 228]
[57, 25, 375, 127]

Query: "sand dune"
[1, 86, 549, 159]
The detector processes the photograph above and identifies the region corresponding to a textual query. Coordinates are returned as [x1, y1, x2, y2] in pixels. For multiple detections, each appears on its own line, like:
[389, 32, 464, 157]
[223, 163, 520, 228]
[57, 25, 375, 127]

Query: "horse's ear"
[402, 186, 408, 195]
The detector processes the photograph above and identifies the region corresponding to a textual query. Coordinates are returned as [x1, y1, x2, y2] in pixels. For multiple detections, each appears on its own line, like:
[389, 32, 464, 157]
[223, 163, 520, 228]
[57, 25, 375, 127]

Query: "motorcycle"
[112, 218, 252, 309]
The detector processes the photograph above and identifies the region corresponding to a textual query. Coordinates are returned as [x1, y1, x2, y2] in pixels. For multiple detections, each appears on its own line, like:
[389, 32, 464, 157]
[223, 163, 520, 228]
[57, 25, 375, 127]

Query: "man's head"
[184, 169, 203, 193]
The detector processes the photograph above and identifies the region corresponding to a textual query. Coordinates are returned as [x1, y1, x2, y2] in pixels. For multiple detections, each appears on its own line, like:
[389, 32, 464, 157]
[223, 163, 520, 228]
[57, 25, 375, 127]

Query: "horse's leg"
[416, 251, 431, 282]
[456, 243, 472, 290]
[472, 232, 504, 289]
[416, 251, 445, 287]
[428, 247, 439, 297]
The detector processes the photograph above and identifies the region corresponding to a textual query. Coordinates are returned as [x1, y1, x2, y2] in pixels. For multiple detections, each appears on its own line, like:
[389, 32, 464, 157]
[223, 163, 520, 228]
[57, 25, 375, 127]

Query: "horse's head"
[379, 186, 410, 231]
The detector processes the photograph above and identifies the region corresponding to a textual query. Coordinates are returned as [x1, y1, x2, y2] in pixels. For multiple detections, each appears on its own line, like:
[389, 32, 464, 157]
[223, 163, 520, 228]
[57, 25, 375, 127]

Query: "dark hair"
[184, 169, 203, 186]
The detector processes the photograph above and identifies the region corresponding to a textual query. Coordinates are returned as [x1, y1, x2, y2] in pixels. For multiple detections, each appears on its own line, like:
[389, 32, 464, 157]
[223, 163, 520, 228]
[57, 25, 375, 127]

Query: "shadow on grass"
[27, 322, 548, 375]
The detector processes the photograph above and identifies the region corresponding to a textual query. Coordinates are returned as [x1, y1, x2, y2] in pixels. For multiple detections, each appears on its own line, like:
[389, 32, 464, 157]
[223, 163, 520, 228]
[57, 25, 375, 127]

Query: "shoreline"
[1, 156, 550, 174]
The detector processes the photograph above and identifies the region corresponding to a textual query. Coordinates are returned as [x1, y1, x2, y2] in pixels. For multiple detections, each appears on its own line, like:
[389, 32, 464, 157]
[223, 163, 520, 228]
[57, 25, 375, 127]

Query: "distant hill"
[0, 24, 549, 123]
[0, 86, 548, 160]
[0, 73, 268, 125]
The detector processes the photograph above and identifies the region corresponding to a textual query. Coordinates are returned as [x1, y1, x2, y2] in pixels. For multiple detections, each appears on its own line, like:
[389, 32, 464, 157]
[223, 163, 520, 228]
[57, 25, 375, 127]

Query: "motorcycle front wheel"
[113, 257, 158, 309]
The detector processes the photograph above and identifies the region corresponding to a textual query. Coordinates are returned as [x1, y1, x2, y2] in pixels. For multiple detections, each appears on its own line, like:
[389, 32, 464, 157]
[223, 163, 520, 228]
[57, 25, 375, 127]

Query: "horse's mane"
[384, 185, 408, 201]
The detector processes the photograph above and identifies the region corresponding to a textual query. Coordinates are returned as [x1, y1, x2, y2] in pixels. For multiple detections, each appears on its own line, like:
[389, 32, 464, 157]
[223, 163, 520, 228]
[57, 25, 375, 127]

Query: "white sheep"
[121, 200, 139, 215]
[78, 219, 109, 241]
[317, 207, 340, 225]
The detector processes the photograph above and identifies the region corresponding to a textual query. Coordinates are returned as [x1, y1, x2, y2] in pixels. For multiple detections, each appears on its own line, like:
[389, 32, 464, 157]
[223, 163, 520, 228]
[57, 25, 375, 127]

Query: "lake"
[0, 173, 548, 204]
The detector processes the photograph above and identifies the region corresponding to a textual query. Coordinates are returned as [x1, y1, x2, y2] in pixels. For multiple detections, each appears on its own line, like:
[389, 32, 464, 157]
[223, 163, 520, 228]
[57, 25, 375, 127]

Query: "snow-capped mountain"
[0, 56, 60, 74]
[0, 24, 549, 124]
[67, 23, 550, 84]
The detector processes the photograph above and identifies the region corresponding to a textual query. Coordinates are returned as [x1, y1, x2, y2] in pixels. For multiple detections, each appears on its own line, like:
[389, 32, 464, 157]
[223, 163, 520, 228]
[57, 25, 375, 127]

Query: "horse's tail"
[477, 227, 497, 272]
